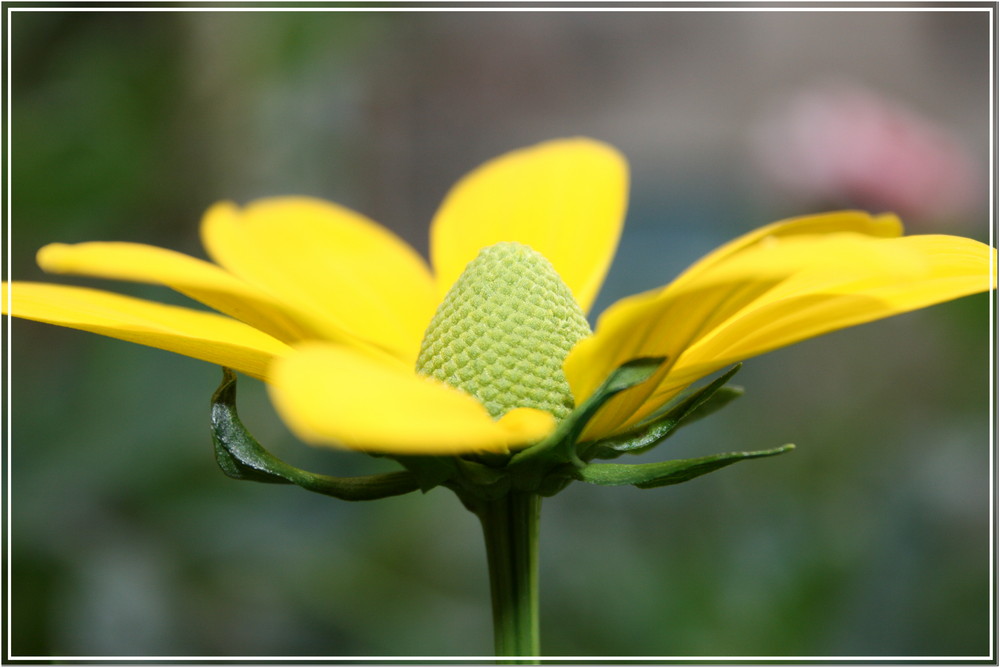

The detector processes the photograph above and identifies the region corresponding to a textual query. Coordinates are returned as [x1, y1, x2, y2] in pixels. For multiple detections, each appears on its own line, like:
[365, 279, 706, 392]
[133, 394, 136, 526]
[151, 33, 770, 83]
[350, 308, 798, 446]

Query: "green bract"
[211, 357, 790, 505]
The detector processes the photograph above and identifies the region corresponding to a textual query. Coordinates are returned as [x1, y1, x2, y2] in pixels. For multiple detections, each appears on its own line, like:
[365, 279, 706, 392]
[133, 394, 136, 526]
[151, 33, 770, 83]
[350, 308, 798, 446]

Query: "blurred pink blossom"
[752, 83, 981, 223]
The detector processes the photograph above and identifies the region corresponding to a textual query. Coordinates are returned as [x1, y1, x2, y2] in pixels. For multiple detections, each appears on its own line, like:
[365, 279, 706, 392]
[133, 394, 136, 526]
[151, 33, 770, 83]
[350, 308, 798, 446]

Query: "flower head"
[3, 138, 995, 457]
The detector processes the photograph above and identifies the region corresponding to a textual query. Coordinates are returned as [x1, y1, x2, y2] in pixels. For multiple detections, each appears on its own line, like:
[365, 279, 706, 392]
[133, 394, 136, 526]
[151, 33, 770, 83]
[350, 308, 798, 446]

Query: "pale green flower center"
[416, 242, 592, 420]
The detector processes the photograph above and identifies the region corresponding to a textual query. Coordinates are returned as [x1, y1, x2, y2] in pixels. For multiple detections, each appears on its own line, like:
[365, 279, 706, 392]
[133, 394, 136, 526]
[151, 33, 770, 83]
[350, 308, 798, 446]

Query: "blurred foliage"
[7, 9, 992, 658]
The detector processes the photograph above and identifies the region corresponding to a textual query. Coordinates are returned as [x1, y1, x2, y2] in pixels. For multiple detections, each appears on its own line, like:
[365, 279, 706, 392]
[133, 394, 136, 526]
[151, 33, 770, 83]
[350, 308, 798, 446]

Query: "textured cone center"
[416, 242, 592, 420]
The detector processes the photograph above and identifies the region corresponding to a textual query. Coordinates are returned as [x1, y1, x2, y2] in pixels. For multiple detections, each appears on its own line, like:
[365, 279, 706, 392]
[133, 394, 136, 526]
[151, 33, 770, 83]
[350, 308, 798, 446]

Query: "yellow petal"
[665, 233, 996, 396]
[566, 229, 995, 438]
[430, 138, 628, 314]
[201, 197, 437, 364]
[670, 210, 903, 291]
[268, 344, 556, 454]
[3, 282, 291, 379]
[37, 241, 331, 345]
[566, 275, 780, 438]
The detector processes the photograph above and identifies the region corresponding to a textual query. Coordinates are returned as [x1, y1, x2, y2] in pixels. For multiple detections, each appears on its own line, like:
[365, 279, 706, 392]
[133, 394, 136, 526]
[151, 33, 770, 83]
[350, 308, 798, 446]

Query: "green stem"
[476, 491, 541, 662]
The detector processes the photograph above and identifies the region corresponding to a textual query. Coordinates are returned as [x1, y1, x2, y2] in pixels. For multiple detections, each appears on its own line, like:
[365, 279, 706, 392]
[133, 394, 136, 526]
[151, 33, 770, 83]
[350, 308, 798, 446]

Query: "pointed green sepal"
[586, 364, 744, 460]
[211, 368, 420, 501]
[507, 357, 666, 487]
[577, 443, 795, 488]
[392, 456, 461, 493]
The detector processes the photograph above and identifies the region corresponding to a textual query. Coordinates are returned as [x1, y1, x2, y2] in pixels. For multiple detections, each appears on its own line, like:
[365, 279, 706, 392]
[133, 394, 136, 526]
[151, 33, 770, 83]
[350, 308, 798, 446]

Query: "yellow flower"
[3, 138, 995, 456]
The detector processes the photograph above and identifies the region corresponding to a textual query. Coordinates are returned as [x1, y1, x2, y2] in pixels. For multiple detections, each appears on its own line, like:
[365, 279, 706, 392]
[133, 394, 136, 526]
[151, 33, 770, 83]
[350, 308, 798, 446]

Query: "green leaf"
[211, 368, 420, 501]
[578, 444, 795, 488]
[587, 364, 743, 460]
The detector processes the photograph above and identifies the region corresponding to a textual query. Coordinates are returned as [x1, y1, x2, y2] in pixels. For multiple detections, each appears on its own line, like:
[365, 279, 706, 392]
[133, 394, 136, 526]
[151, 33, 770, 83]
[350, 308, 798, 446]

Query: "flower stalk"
[476, 491, 542, 661]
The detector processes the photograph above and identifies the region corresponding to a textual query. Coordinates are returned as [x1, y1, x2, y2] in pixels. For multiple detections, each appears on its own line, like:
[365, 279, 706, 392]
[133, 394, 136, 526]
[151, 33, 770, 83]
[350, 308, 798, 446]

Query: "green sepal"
[585, 364, 744, 460]
[507, 357, 666, 491]
[577, 443, 795, 488]
[391, 456, 460, 493]
[211, 368, 420, 501]
[679, 385, 743, 425]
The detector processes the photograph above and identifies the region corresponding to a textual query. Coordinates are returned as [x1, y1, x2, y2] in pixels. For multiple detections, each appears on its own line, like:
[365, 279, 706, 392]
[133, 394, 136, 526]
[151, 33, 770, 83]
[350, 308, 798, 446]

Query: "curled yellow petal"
[3, 282, 290, 379]
[430, 137, 628, 314]
[566, 225, 995, 439]
[201, 197, 437, 364]
[671, 210, 903, 291]
[665, 233, 996, 396]
[268, 344, 555, 455]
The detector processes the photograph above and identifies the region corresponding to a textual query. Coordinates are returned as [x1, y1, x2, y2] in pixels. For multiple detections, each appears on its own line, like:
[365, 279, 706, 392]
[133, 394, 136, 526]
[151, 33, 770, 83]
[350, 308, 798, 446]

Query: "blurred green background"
[7, 8, 992, 658]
